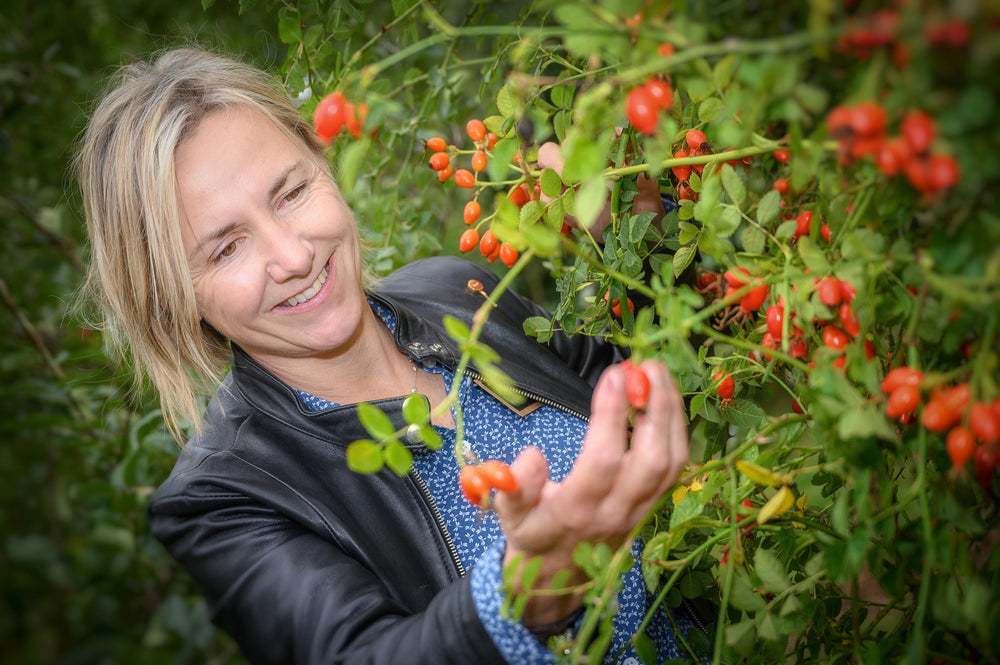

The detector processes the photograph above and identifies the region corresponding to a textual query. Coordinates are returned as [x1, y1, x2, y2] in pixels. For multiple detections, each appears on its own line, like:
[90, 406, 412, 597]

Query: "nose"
[262, 221, 314, 283]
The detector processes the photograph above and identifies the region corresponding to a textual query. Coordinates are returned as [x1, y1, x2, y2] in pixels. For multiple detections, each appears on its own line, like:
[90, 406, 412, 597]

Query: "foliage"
[275, 1, 1000, 663]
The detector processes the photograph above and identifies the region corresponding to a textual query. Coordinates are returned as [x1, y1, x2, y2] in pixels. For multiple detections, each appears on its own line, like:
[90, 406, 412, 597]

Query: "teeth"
[282, 264, 329, 307]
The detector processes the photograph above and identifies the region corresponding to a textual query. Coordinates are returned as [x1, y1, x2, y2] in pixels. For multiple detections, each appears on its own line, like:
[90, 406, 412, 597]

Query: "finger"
[537, 142, 564, 174]
[616, 361, 689, 505]
[493, 446, 548, 525]
[560, 364, 631, 501]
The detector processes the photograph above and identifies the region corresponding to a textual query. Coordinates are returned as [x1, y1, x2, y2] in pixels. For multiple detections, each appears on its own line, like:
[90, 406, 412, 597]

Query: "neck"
[262, 304, 413, 405]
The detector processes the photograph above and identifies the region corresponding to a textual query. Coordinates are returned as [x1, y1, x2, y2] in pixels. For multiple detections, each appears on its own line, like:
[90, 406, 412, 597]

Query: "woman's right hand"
[492, 359, 690, 628]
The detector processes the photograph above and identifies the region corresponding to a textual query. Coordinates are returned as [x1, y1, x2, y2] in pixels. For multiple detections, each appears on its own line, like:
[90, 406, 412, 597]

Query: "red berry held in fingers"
[459, 465, 490, 507]
[479, 460, 518, 493]
[623, 360, 651, 410]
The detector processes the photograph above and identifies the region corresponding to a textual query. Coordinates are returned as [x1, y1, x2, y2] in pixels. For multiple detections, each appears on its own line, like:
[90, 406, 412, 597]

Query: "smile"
[280, 264, 329, 307]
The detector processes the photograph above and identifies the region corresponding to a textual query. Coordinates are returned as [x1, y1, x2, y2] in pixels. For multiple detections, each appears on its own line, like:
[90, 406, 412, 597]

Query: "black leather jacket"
[148, 256, 628, 665]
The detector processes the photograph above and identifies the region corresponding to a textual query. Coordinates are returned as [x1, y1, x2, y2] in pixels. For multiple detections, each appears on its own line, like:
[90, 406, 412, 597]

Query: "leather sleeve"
[149, 474, 508, 665]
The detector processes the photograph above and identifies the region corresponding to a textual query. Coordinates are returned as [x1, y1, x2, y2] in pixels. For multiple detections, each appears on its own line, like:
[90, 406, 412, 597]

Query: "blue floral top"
[296, 299, 695, 664]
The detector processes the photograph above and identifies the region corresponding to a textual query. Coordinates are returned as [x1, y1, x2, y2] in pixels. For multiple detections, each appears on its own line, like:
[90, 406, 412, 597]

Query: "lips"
[280, 263, 329, 308]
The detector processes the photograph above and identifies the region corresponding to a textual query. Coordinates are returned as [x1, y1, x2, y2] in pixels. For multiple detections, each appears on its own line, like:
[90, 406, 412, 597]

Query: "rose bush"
[253, 1, 998, 663]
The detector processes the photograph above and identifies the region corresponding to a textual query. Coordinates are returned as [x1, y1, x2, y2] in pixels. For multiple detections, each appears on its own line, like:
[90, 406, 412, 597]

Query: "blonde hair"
[74, 47, 326, 441]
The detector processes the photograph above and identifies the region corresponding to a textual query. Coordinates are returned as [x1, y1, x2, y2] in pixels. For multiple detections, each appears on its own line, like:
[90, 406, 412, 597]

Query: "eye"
[212, 239, 240, 263]
[283, 183, 307, 203]
[219, 241, 238, 258]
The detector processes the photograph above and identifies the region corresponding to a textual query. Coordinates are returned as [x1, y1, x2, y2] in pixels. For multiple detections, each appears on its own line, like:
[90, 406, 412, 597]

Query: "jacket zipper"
[463, 367, 590, 423]
[410, 468, 465, 577]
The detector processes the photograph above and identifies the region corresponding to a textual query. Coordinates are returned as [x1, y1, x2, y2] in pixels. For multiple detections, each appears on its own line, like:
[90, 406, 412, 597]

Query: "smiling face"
[176, 105, 368, 373]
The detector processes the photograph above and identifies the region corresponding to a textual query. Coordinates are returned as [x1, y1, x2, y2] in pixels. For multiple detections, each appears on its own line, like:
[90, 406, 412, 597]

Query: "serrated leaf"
[346, 439, 384, 474]
[721, 163, 746, 208]
[540, 167, 563, 199]
[383, 439, 413, 476]
[797, 236, 830, 273]
[757, 485, 796, 524]
[699, 97, 724, 124]
[678, 221, 701, 245]
[756, 189, 781, 227]
[754, 549, 791, 593]
[669, 493, 704, 530]
[742, 224, 766, 255]
[673, 244, 697, 277]
[357, 402, 396, 440]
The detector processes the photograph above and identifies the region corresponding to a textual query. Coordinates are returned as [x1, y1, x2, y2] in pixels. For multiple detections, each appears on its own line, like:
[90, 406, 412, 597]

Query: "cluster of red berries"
[459, 459, 518, 508]
[428, 120, 525, 269]
[827, 102, 960, 197]
[837, 7, 971, 67]
[881, 367, 1000, 486]
[625, 76, 674, 136]
[669, 129, 751, 203]
[313, 91, 369, 142]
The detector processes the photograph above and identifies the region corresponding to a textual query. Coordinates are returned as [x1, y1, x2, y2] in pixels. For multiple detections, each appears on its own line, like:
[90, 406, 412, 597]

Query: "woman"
[75, 47, 697, 664]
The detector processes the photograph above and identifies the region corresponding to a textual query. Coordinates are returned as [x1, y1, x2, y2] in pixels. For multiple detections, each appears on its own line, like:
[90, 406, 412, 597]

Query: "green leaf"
[754, 549, 791, 593]
[401, 393, 429, 425]
[669, 493, 704, 530]
[416, 425, 442, 450]
[346, 439, 384, 474]
[742, 224, 766, 255]
[357, 402, 396, 440]
[796, 236, 830, 273]
[837, 404, 899, 442]
[523, 316, 554, 342]
[673, 244, 697, 278]
[699, 97, 724, 124]
[277, 15, 301, 44]
[678, 221, 701, 245]
[442, 315, 471, 343]
[487, 138, 518, 185]
[573, 175, 609, 232]
[540, 167, 563, 199]
[383, 439, 413, 476]
[756, 189, 782, 227]
[721, 163, 746, 208]
[633, 631, 658, 665]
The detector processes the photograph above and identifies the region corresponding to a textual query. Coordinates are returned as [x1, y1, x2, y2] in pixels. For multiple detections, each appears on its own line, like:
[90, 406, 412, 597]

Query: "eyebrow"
[190, 160, 306, 256]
